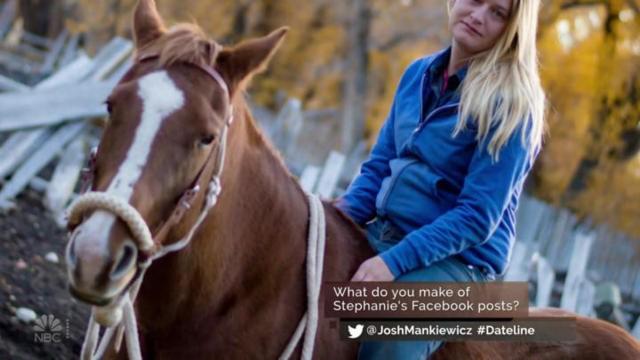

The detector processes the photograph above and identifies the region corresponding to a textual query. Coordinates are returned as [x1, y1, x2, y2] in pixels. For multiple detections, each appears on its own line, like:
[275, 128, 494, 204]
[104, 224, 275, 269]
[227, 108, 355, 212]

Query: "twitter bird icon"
[347, 324, 364, 339]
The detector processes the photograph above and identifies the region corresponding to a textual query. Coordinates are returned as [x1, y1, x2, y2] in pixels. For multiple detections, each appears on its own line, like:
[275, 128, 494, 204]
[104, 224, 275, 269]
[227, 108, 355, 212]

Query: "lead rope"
[279, 193, 326, 360]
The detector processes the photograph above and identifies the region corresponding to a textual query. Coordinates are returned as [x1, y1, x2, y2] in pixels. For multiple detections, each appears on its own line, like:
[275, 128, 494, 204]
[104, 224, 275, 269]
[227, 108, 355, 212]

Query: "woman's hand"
[351, 256, 395, 282]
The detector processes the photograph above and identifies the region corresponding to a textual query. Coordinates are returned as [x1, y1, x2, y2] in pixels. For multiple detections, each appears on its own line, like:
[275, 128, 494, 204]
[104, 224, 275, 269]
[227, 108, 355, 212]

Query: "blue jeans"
[357, 217, 496, 360]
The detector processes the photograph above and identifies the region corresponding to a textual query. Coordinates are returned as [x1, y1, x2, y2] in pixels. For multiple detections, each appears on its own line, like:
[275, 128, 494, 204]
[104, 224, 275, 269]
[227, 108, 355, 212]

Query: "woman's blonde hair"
[449, 0, 546, 162]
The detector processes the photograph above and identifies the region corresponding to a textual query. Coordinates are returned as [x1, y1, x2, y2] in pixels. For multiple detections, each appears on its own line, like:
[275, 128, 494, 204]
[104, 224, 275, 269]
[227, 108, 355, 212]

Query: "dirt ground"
[0, 189, 89, 359]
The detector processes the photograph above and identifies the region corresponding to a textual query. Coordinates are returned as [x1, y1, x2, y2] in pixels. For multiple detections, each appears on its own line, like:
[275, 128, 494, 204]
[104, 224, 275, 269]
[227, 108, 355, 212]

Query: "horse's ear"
[216, 27, 289, 95]
[133, 0, 165, 49]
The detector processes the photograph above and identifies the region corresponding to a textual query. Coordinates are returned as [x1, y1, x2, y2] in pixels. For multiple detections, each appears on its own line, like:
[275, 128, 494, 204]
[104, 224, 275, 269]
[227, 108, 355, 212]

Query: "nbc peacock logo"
[33, 314, 64, 343]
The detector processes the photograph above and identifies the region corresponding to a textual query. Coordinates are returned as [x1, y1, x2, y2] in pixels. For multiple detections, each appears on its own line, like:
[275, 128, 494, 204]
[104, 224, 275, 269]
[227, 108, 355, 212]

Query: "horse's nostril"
[66, 238, 77, 268]
[110, 242, 137, 279]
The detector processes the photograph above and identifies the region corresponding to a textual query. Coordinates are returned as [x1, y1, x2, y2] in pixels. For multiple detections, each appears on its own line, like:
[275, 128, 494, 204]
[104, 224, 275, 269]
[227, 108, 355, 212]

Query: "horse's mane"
[235, 96, 295, 174]
[139, 23, 221, 68]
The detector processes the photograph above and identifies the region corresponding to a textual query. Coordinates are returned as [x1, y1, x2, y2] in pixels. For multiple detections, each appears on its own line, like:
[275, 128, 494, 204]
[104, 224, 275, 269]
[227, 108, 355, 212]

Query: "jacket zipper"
[417, 63, 460, 129]
[378, 63, 459, 216]
[410, 102, 459, 154]
[418, 71, 427, 123]
[386, 103, 460, 214]
[378, 69, 428, 216]
[415, 102, 460, 133]
[378, 158, 419, 217]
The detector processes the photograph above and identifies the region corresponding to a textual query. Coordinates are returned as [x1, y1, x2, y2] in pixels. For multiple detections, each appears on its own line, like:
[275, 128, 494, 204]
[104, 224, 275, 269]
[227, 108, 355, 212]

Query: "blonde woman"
[335, 0, 545, 358]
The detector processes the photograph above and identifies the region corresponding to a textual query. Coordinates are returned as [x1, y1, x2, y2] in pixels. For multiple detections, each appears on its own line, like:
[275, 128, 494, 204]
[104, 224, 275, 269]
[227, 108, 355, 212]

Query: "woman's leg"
[357, 256, 491, 360]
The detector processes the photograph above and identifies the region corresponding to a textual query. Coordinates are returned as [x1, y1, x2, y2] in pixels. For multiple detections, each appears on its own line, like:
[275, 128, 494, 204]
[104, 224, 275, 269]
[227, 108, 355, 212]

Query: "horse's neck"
[137, 100, 310, 333]
[207, 104, 312, 290]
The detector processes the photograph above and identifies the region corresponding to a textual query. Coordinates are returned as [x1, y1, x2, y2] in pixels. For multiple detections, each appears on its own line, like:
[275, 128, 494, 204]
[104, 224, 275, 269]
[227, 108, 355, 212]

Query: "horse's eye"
[105, 100, 113, 114]
[200, 134, 215, 146]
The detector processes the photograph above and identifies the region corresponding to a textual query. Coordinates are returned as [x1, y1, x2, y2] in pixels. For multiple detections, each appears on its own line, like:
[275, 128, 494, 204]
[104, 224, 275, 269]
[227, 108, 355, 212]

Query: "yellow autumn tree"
[535, 1, 640, 236]
[65, 0, 640, 236]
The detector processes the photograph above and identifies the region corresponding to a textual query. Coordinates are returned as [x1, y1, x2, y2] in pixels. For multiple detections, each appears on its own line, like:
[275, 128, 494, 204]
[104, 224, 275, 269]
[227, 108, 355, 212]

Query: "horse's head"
[66, 0, 287, 307]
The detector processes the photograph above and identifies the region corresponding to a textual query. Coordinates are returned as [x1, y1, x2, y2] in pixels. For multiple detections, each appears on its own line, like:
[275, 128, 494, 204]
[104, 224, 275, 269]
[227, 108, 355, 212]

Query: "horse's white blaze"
[75, 71, 184, 262]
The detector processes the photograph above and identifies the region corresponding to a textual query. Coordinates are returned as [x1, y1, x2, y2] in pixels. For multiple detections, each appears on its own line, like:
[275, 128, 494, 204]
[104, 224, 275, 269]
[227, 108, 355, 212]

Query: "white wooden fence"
[506, 194, 640, 336]
[254, 97, 367, 199]
[0, 36, 133, 224]
[0, 0, 75, 78]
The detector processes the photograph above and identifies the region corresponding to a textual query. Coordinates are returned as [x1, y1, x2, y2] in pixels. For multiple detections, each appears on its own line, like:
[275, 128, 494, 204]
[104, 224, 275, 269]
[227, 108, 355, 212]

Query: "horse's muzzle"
[65, 213, 139, 308]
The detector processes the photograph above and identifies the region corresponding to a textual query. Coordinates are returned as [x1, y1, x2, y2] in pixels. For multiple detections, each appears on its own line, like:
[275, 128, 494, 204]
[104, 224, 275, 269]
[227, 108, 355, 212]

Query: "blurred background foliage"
[19, 0, 640, 238]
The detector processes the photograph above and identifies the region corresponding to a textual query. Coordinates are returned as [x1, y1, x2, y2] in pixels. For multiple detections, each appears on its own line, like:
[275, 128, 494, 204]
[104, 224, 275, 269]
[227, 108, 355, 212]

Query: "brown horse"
[65, 0, 640, 359]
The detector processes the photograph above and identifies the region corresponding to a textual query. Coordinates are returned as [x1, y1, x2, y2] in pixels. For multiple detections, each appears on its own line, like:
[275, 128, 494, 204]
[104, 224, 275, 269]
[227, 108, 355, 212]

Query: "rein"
[67, 55, 326, 360]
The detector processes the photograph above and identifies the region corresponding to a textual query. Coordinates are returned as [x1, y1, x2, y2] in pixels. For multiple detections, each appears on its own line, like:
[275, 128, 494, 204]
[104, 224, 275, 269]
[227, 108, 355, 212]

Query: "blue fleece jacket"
[338, 47, 540, 278]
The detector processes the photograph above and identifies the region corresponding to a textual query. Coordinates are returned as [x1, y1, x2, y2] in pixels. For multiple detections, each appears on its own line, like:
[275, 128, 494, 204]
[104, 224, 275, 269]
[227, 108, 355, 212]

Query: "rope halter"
[66, 52, 234, 360]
